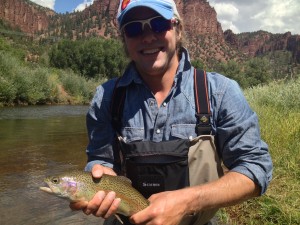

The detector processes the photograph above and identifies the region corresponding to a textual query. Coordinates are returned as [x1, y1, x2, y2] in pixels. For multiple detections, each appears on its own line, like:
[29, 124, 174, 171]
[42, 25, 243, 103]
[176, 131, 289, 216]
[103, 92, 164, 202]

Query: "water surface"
[0, 105, 105, 225]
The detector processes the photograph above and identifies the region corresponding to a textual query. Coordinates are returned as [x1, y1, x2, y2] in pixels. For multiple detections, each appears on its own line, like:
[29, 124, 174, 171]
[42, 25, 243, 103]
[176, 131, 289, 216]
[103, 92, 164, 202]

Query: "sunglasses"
[121, 16, 178, 38]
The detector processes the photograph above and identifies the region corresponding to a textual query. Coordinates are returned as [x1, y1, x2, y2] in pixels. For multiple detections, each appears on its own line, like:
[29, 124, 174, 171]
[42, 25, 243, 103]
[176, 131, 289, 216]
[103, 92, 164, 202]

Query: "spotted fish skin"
[40, 170, 149, 216]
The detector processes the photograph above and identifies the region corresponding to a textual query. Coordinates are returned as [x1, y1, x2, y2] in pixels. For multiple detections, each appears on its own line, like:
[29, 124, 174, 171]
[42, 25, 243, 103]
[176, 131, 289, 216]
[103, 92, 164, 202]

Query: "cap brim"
[118, 2, 173, 27]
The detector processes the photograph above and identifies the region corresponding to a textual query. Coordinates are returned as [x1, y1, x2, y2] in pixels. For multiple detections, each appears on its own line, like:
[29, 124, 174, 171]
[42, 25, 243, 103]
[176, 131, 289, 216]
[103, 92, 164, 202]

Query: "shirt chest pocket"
[122, 127, 144, 142]
[171, 124, 197, 140]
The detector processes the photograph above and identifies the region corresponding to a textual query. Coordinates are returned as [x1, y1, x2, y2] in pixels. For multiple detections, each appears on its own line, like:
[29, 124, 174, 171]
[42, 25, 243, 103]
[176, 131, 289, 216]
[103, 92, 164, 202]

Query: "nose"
[141, 25, 157, 43]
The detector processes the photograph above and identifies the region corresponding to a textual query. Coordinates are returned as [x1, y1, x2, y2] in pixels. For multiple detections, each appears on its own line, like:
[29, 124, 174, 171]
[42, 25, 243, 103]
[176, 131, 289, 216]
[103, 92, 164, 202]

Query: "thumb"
[129, 207, 151, 224]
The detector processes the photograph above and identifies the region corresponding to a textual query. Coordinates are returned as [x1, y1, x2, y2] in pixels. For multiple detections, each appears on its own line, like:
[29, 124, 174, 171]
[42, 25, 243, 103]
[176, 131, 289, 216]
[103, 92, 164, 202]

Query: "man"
[71, 0, 273, 224]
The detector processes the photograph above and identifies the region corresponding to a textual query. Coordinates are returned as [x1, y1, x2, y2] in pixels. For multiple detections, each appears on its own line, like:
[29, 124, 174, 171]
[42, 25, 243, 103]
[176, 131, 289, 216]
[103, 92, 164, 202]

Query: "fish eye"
[51, 177, 60, 184]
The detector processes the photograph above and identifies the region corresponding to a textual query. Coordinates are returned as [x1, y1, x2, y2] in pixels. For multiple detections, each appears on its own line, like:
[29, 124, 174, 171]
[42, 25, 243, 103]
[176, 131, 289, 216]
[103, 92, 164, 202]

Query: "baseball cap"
[117, 0, 180, 28]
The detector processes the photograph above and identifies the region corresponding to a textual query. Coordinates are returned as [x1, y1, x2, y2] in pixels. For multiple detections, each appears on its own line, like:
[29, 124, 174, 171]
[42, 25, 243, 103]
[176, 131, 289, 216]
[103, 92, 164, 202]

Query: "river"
[0, 105, 105, 225]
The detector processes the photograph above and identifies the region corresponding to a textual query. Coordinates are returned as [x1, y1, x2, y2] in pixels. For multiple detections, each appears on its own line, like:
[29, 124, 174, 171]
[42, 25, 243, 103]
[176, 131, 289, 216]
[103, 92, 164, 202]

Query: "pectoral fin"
[115, 214, 124, 224]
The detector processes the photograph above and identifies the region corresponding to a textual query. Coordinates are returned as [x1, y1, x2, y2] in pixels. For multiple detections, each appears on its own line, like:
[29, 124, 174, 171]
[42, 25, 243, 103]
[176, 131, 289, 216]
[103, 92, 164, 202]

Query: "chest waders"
[106, 70, 223, 225]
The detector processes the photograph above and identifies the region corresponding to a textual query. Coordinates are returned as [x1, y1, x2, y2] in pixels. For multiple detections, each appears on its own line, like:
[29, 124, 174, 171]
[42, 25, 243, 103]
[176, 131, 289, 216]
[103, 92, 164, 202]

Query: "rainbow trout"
[40, 170, 149, 217]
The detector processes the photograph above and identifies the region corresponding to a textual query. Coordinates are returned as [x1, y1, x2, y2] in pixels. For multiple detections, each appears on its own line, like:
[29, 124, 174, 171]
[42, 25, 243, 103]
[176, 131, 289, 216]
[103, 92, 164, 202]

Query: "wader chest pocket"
[120, 139, 190, 198]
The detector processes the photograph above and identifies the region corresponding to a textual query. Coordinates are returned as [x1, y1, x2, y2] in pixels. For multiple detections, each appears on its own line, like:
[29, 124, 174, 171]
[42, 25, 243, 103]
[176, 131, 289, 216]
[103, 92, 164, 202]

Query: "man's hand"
[69, 164, 121, 219]
[130, 189, 190, 225]
[129, 172, 260, 225]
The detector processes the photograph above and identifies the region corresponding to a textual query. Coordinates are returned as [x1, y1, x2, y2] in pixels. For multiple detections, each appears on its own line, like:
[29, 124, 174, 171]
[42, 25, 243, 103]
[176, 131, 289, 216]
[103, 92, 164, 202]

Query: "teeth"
[143, 48, 160, 54]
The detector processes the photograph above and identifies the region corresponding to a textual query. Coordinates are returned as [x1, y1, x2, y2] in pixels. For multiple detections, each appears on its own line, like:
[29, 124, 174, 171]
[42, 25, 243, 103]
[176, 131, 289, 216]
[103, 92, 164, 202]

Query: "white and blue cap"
[117, 0, 180, 28]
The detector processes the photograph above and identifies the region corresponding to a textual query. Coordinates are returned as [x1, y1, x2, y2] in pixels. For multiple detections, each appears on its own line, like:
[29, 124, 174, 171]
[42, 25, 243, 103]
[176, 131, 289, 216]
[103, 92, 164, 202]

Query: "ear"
[177, 31, 182, 42]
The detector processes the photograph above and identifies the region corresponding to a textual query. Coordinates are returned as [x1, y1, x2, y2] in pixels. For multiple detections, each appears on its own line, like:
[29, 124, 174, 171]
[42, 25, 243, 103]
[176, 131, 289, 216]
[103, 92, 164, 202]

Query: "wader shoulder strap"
[194, 69, 212, 135]
[111, 69, 212, 135]
[110, 77, 126, 134]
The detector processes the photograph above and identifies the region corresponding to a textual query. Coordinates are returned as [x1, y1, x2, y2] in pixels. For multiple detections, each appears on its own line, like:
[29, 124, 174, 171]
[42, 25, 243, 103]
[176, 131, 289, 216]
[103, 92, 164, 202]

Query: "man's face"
[122, 7, 179, 78]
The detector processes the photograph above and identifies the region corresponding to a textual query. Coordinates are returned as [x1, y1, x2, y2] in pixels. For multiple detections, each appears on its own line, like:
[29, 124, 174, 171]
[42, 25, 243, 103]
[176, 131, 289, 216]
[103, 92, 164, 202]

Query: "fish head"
[40, 175, 83, 201]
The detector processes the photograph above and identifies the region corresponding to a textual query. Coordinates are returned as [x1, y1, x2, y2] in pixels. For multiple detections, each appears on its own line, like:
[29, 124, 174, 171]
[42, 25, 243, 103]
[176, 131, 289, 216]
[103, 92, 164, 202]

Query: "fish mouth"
[40, 186, 54, 194]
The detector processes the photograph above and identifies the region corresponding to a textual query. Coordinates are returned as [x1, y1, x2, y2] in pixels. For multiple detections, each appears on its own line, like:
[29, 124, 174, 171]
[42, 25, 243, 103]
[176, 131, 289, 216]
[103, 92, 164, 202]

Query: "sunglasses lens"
[150, 17, 172, 33]
[123, 17, 172, 38]
[124, 22, 143, 38]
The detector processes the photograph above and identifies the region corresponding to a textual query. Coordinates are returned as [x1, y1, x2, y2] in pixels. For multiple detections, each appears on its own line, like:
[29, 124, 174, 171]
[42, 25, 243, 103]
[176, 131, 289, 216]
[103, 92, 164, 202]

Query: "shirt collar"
[116, 62, 142, 87]
[177, 47, 192, 75]
[174, 47, 192, 83]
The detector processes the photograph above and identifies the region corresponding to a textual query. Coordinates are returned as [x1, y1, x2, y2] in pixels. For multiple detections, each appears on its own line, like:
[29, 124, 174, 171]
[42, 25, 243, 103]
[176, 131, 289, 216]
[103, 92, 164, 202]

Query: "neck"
[139, 59, 179, 107]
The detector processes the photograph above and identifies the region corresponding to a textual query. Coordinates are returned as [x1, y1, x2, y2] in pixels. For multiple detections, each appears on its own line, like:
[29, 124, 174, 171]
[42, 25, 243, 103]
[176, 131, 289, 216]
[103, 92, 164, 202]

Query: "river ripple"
[0, 105, 105, 225]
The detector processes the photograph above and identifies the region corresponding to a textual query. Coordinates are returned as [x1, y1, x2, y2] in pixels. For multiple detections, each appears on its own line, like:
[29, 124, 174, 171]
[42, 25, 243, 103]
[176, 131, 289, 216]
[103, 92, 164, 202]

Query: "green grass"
[218, 77, 300, 224]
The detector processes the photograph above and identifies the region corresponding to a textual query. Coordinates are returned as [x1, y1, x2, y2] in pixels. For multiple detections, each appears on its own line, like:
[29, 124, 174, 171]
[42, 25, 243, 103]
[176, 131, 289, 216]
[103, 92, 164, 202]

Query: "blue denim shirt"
[85, 48, 273, 194]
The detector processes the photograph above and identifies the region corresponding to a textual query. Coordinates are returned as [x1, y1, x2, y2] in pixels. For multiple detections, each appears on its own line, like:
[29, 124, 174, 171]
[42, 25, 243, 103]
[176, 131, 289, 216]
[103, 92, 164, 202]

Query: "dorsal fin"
[117, 176, 132, 185]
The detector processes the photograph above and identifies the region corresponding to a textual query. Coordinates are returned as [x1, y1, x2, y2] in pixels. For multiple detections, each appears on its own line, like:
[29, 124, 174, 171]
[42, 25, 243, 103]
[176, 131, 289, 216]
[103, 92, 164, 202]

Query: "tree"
[214, 60, 244, 86]
[244, 57, 270, 87]
[191, 59, 205, 69]
[49, 38, 127, 79]
[49, 39, 81, 73]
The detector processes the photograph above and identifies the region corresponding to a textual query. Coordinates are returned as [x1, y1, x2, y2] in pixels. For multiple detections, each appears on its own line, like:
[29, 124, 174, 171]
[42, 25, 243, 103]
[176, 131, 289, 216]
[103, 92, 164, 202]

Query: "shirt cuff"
[84, 160, 114, 172]
[231, 164, 270, 195]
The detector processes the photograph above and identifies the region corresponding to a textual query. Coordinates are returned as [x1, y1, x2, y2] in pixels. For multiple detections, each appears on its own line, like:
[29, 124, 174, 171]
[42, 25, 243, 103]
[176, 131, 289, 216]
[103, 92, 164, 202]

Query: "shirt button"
[156, 129, 161, 134]
[163, 102, 167, 107]
[150, 100, 155, 106]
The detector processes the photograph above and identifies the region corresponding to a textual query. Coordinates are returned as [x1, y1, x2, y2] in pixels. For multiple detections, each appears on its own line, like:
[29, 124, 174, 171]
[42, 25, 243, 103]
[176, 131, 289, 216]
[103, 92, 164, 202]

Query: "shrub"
[58, 70, 96, 104]
[245, 77, 300, 111]
[13, 67, 52, 104]
[0, 76, 17, 104]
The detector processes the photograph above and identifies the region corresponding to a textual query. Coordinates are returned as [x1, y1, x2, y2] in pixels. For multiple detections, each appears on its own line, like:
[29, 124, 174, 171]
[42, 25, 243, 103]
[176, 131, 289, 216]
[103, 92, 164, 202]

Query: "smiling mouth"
[141, 48, 162, 55]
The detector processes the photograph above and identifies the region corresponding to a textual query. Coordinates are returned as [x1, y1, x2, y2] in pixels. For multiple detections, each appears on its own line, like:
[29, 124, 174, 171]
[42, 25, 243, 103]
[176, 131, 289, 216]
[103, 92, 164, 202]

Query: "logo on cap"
[121, 0, 131, 10]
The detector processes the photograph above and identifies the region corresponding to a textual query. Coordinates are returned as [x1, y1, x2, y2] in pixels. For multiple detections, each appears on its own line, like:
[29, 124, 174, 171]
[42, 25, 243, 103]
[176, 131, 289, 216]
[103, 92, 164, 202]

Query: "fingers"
[93, 191, 116, 217]
[72, 165, 119, 218]
[103, 197, 121, 219]
[83, 191, 106, 215]
[130, 207, 152, 225]
[91, 164, 117, 178]
[83, 191, 120, 218]
[69, 200, 88, 211]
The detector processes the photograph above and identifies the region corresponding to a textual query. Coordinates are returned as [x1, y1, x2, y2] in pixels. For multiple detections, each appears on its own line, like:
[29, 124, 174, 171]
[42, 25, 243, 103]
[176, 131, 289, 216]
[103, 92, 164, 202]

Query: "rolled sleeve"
[213, 77, 273, 194]
[85, 160, 114, 172]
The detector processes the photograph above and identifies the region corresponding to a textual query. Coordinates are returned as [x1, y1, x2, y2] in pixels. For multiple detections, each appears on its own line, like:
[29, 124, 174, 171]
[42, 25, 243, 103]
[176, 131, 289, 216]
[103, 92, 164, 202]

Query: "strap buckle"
[195, 113, 211, 135]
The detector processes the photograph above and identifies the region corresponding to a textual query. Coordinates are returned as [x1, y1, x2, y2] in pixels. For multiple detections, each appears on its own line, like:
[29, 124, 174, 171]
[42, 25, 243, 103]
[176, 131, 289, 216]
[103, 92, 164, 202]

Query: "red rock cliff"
[176, 0, 224, 39]
[0, 0, 54, 34]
